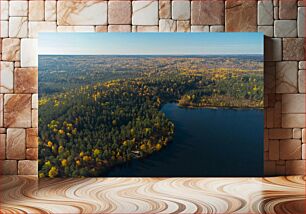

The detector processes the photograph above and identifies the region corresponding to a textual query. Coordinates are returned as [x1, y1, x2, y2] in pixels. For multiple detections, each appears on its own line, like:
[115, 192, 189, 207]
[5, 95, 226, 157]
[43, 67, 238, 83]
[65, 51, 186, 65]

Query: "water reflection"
[108, 103, 264, 177]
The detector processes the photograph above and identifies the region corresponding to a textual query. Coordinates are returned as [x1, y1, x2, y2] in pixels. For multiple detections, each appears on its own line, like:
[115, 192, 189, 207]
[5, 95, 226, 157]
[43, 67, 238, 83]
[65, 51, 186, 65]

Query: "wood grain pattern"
[0, 176, 305, 213]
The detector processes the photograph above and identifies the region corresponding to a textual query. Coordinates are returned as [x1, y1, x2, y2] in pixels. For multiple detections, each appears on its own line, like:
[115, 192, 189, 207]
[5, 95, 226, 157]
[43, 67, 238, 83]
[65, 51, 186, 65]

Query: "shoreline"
[173, 102, 264, 111]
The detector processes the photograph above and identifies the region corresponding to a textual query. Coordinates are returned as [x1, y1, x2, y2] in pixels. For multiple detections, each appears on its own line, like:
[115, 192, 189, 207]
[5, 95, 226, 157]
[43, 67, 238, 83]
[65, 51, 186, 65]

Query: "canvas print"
[38, 33, 264, 177]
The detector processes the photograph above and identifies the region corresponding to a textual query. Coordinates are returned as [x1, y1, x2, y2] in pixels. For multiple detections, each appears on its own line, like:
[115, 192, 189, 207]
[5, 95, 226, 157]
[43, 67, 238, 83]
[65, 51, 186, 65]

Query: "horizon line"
[38, 53, 263, 56]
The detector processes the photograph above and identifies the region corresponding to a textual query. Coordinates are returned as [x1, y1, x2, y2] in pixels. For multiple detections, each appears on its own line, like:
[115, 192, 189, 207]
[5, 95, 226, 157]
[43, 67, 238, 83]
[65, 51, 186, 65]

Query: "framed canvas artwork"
[38, 33, 264, 177]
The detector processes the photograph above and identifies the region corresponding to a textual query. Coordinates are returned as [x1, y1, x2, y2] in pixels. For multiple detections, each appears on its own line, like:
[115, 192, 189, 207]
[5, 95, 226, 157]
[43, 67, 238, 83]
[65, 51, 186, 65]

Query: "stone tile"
[0, 1, 9, 20]
[14, 68, 38, 94]
[276, 160, 285, 166]
[210, 25, 224, 32]
[273, 0, 279, 7]
[0, 94, 3, 127]
[0, 160, 17, 175]
[29, 0, 44, 21]
[282, 94, 305, 114]
[298, 0, 305, 6]
[275, 164, 286, 175]
[269, 128, 293, 139]
[0, 134, 5, 159]
[57, 26, 95, 32]
[0, 21, 8, 37]
[9, 17, 28, 38]
[283, 38, 305, 61]
[0, 128, 6, 134]
[32, 94, 38, 109]
[4, 94, 32, 128]
[286, 160, 305, 175]
[266, 108, 274, 128]
[274, 93, 283, 103]
[132, 1, 158, 25]
[18, 160, 38, 175]
[26, 128, 38, 148]
[298, 70, 305, 93]
[159, 19, 177, 32]
[269, 140, 279, 160]
[264, 94, 268, 108]
[192, 0, 224, 25]
[276, 61, 298, 93]
[303, 129, 306, 143]
[298, 7, 305, 37]
[2, 38, 20, 61]
[172, 1, 190, 21]
[26, 148, 38, 160]
[258, 0, 273, 25]
[299, 61, 306, 70]
[273, 94, 280, 102]
[264, 109, 267, 128]
[108, 1, 131, 24]
[136, 26, 159, 32]
[264, 160, 276, 176]
[32, 109, 38, 128]
[264, 129, 269, 151]
[264, 38, 282, 61]
[0, 61, 14, 93]
[159, 1, 171, 19]
[57, 1, 107, 25]
[282, 114, 305, 128]
[264, 62, 276, 94]
[14, 61, 21, 68]
[303, 144, 306, 159]
[258, 26, 273, 37]
[274, 20, 297, 37]
[225, 0, 257, 32]
[95, 26, 108, 32]
[132, 26, 137, 32]
[177, 21, 190, 32]
[274, 98, 282, 128]
[29, 21, 57, 38]
[293, 128, 302, 139]
[280, 139, 302, 160]
[6, 128, 25, 159]
[9, 1, 28, 17]
[279, 0, 297, 19]
[21, 39, 38, 67]
[276, 90, 284, 103]
[45, 1, 57, 21]
[108, 25, 131, 32]
[274, 7, 279, 20]
[191, 25, 209, 32]
[264, 151, 269, 160]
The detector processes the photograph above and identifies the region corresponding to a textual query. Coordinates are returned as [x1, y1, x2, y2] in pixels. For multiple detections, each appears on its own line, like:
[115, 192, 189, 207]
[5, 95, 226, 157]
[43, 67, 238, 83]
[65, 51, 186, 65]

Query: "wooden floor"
[0, 176, 305, 214]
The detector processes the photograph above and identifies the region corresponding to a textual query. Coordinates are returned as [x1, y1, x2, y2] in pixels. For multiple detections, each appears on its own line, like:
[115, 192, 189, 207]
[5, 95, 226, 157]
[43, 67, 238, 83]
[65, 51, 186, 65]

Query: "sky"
[38, 32, 264, 55]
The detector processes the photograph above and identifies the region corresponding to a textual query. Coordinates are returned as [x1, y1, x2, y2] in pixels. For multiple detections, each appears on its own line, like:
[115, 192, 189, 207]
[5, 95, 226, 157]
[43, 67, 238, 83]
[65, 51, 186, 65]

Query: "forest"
[38, 55, 263, 177]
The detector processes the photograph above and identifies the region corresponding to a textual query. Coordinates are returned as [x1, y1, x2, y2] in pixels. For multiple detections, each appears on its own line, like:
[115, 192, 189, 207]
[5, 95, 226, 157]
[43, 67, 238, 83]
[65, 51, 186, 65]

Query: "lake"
[107, 103, 264, 177]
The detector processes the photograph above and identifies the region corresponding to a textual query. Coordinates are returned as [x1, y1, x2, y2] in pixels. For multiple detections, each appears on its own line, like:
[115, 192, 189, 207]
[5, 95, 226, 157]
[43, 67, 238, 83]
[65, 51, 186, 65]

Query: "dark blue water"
[107, 103, 264, 177]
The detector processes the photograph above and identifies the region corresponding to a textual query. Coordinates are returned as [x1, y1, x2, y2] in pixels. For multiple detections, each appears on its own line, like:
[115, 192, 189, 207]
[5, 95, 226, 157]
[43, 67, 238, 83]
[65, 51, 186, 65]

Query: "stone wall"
[0, 0, 305, 176]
